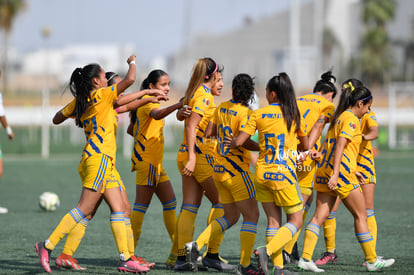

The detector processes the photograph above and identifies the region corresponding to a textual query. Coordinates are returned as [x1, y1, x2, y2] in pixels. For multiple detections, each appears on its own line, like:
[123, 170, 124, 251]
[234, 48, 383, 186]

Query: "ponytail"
[266, 73, 301, 132]
[313, 70, 337, 98]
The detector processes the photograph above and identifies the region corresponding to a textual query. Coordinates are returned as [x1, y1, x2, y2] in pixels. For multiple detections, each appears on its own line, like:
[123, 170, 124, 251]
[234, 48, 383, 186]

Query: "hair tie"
[205, 62, 218, 80]
[78, 68, 82, 75]
[343, 81, 355, 92]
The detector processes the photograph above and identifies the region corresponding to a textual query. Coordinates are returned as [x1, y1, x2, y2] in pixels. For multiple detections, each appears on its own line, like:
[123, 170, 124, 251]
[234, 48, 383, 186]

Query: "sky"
[4, 0, 294, 64]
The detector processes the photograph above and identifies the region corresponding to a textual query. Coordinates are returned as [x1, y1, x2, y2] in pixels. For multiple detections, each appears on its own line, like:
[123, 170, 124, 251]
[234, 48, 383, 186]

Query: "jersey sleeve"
[61, 99, 76, 118]
[365, 111, 378, 128]
[238, 108, 252, 133]
[192, 93, 213, 117]
[211, 106, 219, 125]
[242, 110, 257, 136]
[339, 115, 359, 141]
[321, 103, 335, 122]
[297, 116, 307, 137]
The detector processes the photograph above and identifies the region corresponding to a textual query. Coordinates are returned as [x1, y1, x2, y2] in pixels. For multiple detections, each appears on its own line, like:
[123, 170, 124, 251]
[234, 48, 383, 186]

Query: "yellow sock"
[46, 207, 84, 250]
[301, 223, 320, 261]
[240, 222, 257, 267]
[162, 199, 177, 242]
[266, 223, 297, 256]
[206, 204, 224, 254]
[356, 232, 377, 263]
[124, 218, 135, 256]
[196, 216, 230, 250]
[284, 205, 309, 254]
[62, 218, 89, 256]
[266, 227, 283, 267]
[323, 211, 336, 253]
[366, 209, 377, 250]
[130, 203, 148, 248]
[110, 212, 130, 260]
[177, 204, 198, 256]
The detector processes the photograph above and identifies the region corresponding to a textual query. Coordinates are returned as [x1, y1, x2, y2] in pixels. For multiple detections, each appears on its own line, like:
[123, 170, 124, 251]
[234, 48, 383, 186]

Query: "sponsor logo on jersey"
[203, 98, 210, 107]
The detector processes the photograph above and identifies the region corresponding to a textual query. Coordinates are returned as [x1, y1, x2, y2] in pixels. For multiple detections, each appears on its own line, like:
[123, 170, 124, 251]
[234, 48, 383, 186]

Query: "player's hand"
[327, 176, 338, 190]
[8, 132, 14, 140]
[355, 171, 365, 185]
[309, 150, 321, 161]
[127, 54, 136, 65]
[151, 95, 169, 103]
[178, 105, 192, 118]
[296, 151, 308, 165]
[146, 89, 167, 97]
[182, 158, 196, 176]
[223, 133, 235, 149]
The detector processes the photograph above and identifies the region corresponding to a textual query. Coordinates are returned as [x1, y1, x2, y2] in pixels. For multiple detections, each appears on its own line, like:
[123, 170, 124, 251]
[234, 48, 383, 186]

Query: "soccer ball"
[39, 192, 60, 212]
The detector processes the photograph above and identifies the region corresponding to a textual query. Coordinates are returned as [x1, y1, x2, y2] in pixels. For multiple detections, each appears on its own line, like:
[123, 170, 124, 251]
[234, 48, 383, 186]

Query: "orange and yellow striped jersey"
[212, 99, 252, 182]
[243, 103, 306, 190]
[131, 95, 165, 169]
[315, 110, 362, 189]
[177, 85, 216, 162]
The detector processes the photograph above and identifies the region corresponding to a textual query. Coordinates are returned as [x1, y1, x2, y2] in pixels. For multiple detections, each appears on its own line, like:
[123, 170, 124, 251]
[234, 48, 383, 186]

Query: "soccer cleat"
[272, 266, 299, 275]
[365, 257, 395, 272]
[236, 264, 261, 275]
[35, 241, 52, 273]
[185, 241, 200, 272]
[283, 243, 300, 265]
[202, 255, 235, 271]
[174, 259, 194, 271]
[55, 253, 87, 270]
[131, 255, 155, 268]
[202, 250, 229, 264]
[166, 253, 177, 269]
[117, 258, 150, 273]
[297, 258, 324, 272]
[315, 250, 338, 266]
[254, 246, 269, 275]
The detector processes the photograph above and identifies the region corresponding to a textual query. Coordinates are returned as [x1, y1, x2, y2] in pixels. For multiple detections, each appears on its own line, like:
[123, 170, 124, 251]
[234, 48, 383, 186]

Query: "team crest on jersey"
[202, 98, 210, 107]
[349, 122, 356, 130]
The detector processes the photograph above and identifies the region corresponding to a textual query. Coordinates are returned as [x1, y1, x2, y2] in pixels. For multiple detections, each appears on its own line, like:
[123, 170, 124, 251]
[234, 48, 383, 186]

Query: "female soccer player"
[175, 57, 232, 272]
[127, 69, 182, 268]
[51, 71, 166, 270]
[297, 85, 395, 272]
[315, 79, 383, 267]
[228, 73, 308, 275]
[185, 73, 261, 275]
[35, 55, 150, 274]
[283, 71, 337, 264]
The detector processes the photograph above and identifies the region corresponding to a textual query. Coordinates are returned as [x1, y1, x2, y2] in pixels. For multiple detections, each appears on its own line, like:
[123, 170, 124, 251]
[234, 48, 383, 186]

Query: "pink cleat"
[35, 241, 51, 273]
[315, 251, 338, 265]
[117, 258, 150, 273]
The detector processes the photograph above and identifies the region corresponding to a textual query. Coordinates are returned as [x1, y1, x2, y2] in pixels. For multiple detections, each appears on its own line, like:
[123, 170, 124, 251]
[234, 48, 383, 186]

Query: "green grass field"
[0, 149, 413, 274]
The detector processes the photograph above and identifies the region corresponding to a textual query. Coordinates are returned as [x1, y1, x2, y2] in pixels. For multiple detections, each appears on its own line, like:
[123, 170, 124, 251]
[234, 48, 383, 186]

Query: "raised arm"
[116, 55, 137, 95]
[150, 101, 182, 120]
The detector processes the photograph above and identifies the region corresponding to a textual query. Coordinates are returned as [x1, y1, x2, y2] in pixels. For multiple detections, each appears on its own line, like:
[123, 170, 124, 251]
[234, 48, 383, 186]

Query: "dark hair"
[140, 69, 168, 90]
[266, 72, 301, 132]
[232, 73, 255, 106]
[329, 85, 372, 130]
[105, 72, 119, 86]
[313, 70, 337, 98]
[69, 63, 101, 127]
[129, 69, 168, 125]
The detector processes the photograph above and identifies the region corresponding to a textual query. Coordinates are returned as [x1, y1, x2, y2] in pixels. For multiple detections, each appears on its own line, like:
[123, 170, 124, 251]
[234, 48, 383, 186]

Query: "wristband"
[6, 126, 12, 135]
[129, 60, 136, 65]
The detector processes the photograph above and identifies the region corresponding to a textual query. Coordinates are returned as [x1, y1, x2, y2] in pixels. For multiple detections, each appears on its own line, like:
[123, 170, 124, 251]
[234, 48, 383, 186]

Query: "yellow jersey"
[296, 93, 335, 150]
[212, 99, 252, 182]
[315, 110, 362, 190]
[243, 103, 306, 190]
[79, 85, 119, 161]
[177, 85, 216, 162]
[131, 95, 165, 170]
[357, 111, 377, 183]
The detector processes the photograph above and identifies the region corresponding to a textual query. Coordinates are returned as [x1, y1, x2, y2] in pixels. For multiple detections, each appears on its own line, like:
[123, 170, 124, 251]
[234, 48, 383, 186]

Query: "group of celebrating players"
[34, 55, 395, 274]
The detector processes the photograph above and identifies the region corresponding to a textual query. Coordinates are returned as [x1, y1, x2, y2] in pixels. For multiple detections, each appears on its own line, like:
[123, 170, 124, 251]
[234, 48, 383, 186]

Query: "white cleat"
[365, 257, 395, 272]
[297, 258, 325, 272]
